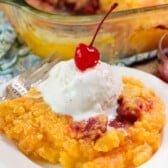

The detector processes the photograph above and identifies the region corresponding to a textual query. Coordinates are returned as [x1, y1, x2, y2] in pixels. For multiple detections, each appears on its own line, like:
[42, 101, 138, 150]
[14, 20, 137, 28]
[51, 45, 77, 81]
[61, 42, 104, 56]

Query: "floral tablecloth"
[0, 10, 157, 86]
[0, 11, 41, 85]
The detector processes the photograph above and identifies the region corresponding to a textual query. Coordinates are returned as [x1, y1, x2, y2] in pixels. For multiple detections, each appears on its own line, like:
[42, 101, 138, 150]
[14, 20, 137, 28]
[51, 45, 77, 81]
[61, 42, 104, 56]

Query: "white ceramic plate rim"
[0, 66, 168, 168]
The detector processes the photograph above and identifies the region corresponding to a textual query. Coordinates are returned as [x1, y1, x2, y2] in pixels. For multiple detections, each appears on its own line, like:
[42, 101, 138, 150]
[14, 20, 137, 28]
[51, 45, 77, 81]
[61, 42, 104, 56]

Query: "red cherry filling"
[40, 0, 55, 5]
[74, 3, 118, 71]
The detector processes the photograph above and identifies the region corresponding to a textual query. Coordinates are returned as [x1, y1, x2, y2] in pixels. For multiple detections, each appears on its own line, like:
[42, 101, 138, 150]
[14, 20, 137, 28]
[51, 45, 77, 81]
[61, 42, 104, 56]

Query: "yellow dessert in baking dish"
[26, 0, 168, 15]
[11, 0, 168, 60]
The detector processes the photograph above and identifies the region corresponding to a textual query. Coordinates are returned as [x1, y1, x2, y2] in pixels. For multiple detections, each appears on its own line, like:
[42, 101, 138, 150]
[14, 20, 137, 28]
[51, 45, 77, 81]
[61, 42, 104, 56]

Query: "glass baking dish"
[0, 0, 168, 63]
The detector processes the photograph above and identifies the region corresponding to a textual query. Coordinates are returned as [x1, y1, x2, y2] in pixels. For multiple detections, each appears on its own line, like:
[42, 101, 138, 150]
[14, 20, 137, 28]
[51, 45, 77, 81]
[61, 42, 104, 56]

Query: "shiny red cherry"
[75, 3, 118, 71]
[75, 43, 99, 71]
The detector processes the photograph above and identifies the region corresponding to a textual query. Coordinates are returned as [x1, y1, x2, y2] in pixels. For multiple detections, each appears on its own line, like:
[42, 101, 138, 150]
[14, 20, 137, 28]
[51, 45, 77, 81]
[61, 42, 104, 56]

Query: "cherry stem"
[89, 3, 118, 47]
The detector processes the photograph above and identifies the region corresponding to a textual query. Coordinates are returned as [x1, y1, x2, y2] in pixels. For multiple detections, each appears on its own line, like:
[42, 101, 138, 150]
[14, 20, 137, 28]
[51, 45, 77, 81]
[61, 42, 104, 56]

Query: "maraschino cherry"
[74, 3, 118, 71]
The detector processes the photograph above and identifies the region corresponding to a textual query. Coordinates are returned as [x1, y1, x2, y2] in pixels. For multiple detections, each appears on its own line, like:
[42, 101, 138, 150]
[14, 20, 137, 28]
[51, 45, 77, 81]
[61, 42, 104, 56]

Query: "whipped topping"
[37, 59, 123, 121]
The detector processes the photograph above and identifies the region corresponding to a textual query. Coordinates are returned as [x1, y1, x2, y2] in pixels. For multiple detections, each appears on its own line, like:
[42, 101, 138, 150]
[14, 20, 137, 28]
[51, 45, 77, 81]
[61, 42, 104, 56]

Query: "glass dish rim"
[1, 0, 168, 24]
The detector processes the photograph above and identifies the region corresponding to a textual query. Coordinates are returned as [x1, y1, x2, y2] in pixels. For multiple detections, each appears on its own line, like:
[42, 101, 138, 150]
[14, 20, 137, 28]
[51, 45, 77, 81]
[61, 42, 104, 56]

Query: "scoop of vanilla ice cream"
[37, 59, 123, 121]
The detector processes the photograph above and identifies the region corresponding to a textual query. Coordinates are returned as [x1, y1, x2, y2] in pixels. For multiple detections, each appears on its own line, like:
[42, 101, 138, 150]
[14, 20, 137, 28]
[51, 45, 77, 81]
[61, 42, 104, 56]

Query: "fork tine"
[16, 52, 55, 81]
[25, 56, 62, 89]
[28, 56, 61, 80]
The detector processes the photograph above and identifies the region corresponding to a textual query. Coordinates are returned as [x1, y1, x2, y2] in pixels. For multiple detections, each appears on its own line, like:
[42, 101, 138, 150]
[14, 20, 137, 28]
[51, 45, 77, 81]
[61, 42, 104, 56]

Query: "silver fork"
[0, 53, 61, 100]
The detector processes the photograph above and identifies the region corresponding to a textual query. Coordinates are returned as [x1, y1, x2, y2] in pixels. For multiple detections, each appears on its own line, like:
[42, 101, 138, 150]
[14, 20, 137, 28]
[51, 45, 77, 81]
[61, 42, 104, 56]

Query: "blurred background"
[1, 0, 168, 83]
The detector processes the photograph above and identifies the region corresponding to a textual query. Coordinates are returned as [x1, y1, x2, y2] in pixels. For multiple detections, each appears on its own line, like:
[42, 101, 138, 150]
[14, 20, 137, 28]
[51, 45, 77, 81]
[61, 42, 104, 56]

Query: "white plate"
[0, 66, 168, 168]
